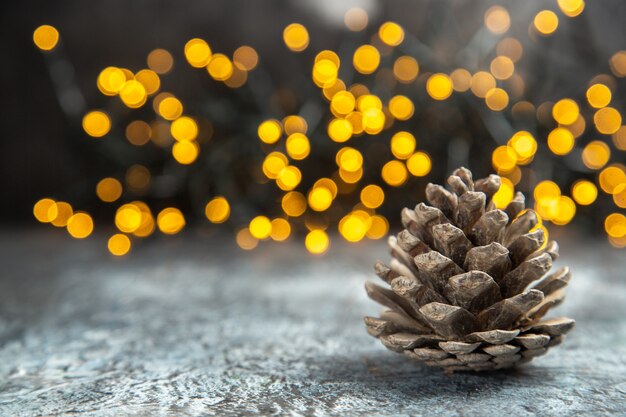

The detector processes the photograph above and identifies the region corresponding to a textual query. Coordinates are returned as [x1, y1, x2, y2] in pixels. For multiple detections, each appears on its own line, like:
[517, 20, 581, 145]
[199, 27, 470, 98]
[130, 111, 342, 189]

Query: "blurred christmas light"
[31, 2, 626, 253]
[108, 234, 131, 256]
[33, 24, 59, 51]
[283, 23, 309, 52]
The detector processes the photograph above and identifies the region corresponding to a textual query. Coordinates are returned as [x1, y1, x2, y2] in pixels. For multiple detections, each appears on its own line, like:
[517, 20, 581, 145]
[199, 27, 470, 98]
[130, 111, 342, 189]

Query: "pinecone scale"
[364, 167, 575, 372]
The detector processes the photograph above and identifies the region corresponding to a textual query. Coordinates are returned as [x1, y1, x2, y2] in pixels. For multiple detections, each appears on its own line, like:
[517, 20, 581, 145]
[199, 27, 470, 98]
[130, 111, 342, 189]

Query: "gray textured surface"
[0, 230, 625, 416]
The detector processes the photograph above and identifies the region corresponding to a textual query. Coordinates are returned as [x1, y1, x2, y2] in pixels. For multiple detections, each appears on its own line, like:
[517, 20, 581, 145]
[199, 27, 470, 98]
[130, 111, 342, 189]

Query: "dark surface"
[0, 230, 625, 416]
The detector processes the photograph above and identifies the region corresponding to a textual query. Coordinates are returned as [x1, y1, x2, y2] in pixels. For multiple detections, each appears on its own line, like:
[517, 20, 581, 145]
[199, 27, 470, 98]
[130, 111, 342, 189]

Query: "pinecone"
[364, 167, 575, 372]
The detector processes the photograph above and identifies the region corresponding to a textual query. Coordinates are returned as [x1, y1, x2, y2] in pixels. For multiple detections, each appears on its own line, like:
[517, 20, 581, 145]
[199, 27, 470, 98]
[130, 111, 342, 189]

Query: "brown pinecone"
[364, 167, 574, 372]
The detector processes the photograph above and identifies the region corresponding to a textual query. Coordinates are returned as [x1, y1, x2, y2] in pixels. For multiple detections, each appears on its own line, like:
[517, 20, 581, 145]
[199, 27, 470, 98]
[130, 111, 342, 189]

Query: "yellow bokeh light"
[598, 165, 626, 194]
[172, 140, 199, 164]
[534, 180, 561, 201]
[305, 230, 329, 254]
[115, 204, 142, 233]
[314, 178, 338, 199]
[119, 80, 147, 108]
[485, 88, 509, 111]
[357, 95, 382, 111]
[558, 0, 585, 17]
[315, 50, 340, 67]
[490, 56, 515, 80]
[258, 119, 282, 144]
[390, 131, 416, 159]
[270, 218, 291, 242]
[154, 92, 175, 112]
[147, 49, 174, 74]
[286, 133, 311, 160]
[205, 196, 230, 224]
[534, 192, 561, 223]
[249, 216, 272, 239]
[276, 166, 302, 191]
[126, 120, 151, 146]
[388, 95, 414, 121]
[382, 160, 408, 186]
[236, 228, 258, 250]
[353, 45, 380, 74]
[508, 131, 537, 161]
[609, 51, 626, 78]
[207, 54, 234, 81]
[339, 167, 363, 184]
[184, 38, 212, 68]
[552, 196, 576, 226]
[67, 212, 94, 239]
[407, 152, 432, 177]
[534, 10, 559, 35]
[492, 177, 515, 209]
[132, 201, 155, 238]
[347, 111, 364, 135]
[552, 98, 579, 125]
[586, 84, 611, 109]
[96, 178, 123, 203]
[323, 79, 346, 101]
[504, 166, 523, 186]
[157, 207, 185, 235]
[308, 187, 333, 212]
[158, 97, 183, 121]
[233, 45, 259, 71]
[339, 213, 368, 242]
[548, 127, 575, 155]
[378, 22, 404, 46]
[312, 59, 338, 88]
[605, 213, 626, 238]
[283, 115, 308, 135]
[393, 56, 419, 83]
[331, 91, 356, 116]
[572, 180, 597, 206]
[33, 25, 59, 51]
[492, 145, 517, 173]
[119, 68, 134, 81]
[171, 116, 198, 141]
[582, 140, 611, 170]
[263, 152, 289, 179]
[48, 201, 72, 227]
[450, 68, 472, 92]
[33, 198, 57, 223]
[97, 67, 126, 96]
[484, 6, 511, 34]
[593, 107, 622, 134]
[135, 69, 160, 95]
[108, 234, 131, 256]
[362, 113, 384, 134]
[366, 215, 389, 240]
[282, 191, 307, 217]
[470, 71, 496, 98]
[360, 184, 385, 209]
[283, 23, 309, 52]
[82, 111, 111, 138]
[328, 118, 353, 142]
[338, 147, 363, 172]
[426, 73, 453, 100]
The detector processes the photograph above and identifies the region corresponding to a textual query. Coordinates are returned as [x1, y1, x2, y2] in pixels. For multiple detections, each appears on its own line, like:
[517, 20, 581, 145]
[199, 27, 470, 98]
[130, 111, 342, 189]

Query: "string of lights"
[31, 0, 626, 256]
